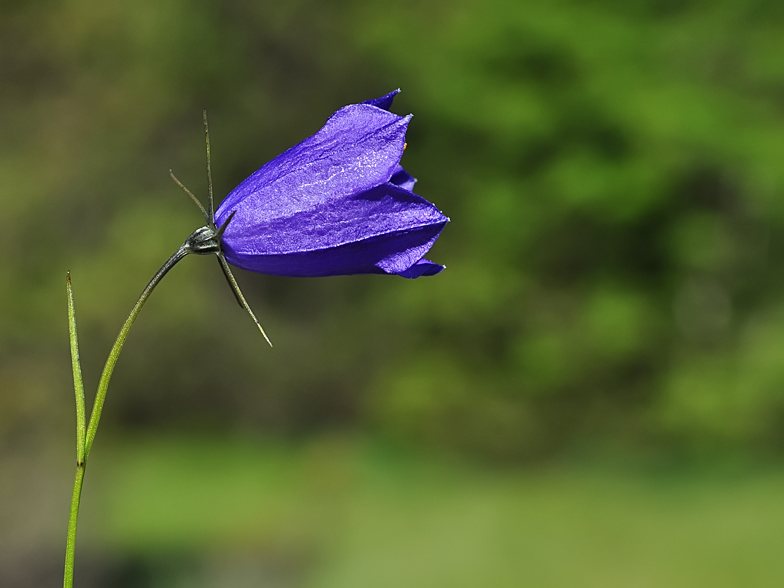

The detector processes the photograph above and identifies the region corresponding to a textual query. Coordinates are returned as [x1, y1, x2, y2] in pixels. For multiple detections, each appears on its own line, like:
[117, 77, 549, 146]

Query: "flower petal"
[389, 165, 417, 191]
[221, 182, 448, 277]
[363, 89, 400, 111]
[215, 104, 411, 227]
[396, 259, 445, 279]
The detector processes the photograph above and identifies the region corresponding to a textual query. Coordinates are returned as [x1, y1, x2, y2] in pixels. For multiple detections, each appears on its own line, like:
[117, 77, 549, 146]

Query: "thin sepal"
[169, 170, 211, 226]
[216, 210, 236, 239]
[66, 272, 86, 465]
[204, 110, 215, 222]
[216, 252, 273, 347]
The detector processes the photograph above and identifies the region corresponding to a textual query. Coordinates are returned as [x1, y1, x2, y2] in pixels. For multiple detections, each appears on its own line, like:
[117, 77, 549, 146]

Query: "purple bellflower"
[214, 90, 448, 279]
[167, 90, 448, 345]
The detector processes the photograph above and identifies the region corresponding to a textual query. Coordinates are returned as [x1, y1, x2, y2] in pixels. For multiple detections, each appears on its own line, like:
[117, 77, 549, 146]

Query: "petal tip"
[397, 259, 445, 279]
[363, 89, 401, 111]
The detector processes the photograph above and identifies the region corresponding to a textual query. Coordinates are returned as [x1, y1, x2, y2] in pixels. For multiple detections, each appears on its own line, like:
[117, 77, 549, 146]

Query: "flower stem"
[64, 271, 85, 588]
[84, 246, 189, 458]
[63, 462, 85, 588]
[63, 245, 189, 588]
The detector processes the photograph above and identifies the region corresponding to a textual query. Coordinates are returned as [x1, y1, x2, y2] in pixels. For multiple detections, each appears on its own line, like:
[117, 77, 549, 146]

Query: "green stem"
[63, 463, 85, 588]
[63, 245, 189, 588]
[84, 246, 189, 458]
[64, 271, 86, 588]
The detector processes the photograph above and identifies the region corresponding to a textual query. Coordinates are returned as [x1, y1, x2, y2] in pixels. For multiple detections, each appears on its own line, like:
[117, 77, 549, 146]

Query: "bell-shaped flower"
[168, 91, 447, 345]
[214, 90, 448, 279]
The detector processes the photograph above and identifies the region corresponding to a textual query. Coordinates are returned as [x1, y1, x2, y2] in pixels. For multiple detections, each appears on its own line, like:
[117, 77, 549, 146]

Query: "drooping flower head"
[214, 90, 448, 279]
[170, 91, 447, 345]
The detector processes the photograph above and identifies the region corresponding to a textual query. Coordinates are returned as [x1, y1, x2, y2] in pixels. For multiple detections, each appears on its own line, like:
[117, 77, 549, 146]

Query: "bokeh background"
[4, 0, 784, 586]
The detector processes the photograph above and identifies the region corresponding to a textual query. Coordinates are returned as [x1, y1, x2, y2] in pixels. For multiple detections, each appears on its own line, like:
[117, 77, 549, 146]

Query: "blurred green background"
[4, 0, 784, 585]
